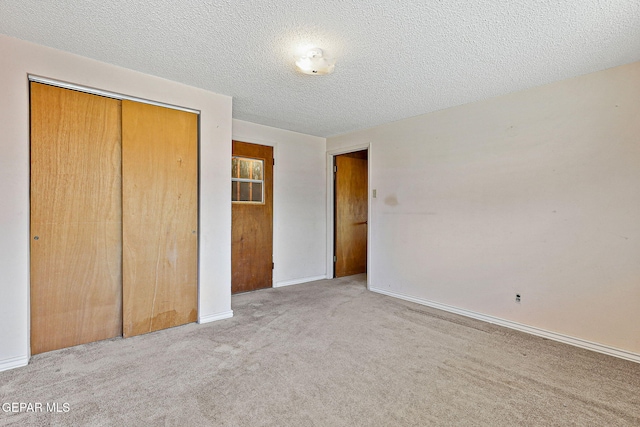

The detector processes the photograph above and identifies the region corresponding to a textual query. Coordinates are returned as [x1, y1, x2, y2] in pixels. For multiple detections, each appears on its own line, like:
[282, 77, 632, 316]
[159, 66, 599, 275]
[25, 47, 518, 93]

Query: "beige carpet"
[1, 275, 639, 426]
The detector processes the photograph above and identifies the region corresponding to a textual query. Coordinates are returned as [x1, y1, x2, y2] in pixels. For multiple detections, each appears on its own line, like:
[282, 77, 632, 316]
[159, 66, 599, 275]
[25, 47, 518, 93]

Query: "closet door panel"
[30, 82, 123, 354]
[121, 101, 198, 337]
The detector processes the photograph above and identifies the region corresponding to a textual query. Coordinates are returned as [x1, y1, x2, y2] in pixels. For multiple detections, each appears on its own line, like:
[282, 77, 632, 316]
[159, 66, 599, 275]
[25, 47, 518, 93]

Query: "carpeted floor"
[1, 274, 639, 426]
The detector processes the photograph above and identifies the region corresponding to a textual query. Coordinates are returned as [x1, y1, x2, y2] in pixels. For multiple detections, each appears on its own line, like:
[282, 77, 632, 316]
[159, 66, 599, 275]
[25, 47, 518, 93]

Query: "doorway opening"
[333, 149, 368, 278]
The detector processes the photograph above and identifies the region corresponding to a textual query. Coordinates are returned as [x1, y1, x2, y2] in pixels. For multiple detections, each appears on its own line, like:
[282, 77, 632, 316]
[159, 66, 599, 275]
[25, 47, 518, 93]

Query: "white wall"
[232, 119, 327, 287]
[328, 62, 640, 359]
[0, 35, 233, 371]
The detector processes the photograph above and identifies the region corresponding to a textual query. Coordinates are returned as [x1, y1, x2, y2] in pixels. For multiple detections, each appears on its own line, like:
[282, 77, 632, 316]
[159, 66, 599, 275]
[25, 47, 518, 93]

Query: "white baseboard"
[0, 355, 29, 372]
[370, 287, 640, 364]
[274, 275, 328, 288]
[198, 310, 233, 324]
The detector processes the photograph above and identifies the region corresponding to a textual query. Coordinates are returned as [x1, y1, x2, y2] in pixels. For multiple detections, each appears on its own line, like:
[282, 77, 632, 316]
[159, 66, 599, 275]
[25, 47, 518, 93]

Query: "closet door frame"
[28, 75, 201, 353]
[28, 76, 199, 115]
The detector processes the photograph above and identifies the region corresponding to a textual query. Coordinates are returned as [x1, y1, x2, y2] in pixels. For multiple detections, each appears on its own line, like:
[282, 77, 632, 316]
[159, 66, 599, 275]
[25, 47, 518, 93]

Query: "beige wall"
[0, 35, 233, 370]
[328, 62, 640, 358]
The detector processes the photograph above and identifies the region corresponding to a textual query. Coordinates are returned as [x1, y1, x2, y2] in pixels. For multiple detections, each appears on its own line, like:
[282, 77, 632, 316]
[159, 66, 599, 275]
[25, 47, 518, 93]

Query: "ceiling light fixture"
[295, 48, 335, 75]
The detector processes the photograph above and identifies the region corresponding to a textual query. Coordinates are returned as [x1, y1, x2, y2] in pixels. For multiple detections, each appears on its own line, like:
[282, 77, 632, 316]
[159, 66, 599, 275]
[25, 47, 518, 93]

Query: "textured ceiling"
[1, 1, 639, 137]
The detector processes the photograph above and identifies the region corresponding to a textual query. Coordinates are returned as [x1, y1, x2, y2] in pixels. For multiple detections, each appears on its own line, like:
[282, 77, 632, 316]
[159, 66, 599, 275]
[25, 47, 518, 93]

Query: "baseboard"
[0, 355, 29, 372]
[274, 275, 328, 288]
[198, 310, 233, 324]
[370, 287, 640, 364]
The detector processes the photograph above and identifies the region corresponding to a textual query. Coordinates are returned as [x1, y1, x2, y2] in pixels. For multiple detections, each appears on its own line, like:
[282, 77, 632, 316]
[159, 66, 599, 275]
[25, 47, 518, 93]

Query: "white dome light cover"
[295, 48, 335, 75]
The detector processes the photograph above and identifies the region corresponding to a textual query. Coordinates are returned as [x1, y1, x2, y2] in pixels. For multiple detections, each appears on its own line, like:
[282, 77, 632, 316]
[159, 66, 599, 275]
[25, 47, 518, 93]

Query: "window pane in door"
[239, 182, 251, 201]
[232, 182, 239, 202]
[232, 158, 238, 178]
[239, 159, 250, 179]
[232, 157, 264, 203]
[252, 161, 263, 180]
[251, 183, 263, 202]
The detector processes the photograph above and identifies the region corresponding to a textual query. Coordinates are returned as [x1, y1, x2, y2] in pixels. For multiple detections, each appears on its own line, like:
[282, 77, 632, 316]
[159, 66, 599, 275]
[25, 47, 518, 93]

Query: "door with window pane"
[231, 141, 273, 293]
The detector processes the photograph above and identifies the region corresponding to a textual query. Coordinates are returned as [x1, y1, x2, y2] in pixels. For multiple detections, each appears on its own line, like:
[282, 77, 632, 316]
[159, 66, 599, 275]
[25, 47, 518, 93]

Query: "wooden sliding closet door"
[30, 83, 123, 354]
[121, 101, 198, 337]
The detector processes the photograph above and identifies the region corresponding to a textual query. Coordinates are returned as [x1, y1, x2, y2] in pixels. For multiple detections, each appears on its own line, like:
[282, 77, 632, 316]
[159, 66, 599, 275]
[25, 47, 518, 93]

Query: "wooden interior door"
[334, 151, 368, 277]
[231, 141, 273, 293]
[121, 101, 198, 337]
[30, 82, 123, 354]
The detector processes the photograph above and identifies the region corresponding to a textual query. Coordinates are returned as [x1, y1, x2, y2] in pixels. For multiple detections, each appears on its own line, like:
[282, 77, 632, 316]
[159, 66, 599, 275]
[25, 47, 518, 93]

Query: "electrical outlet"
[515, 294, 521, 303]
